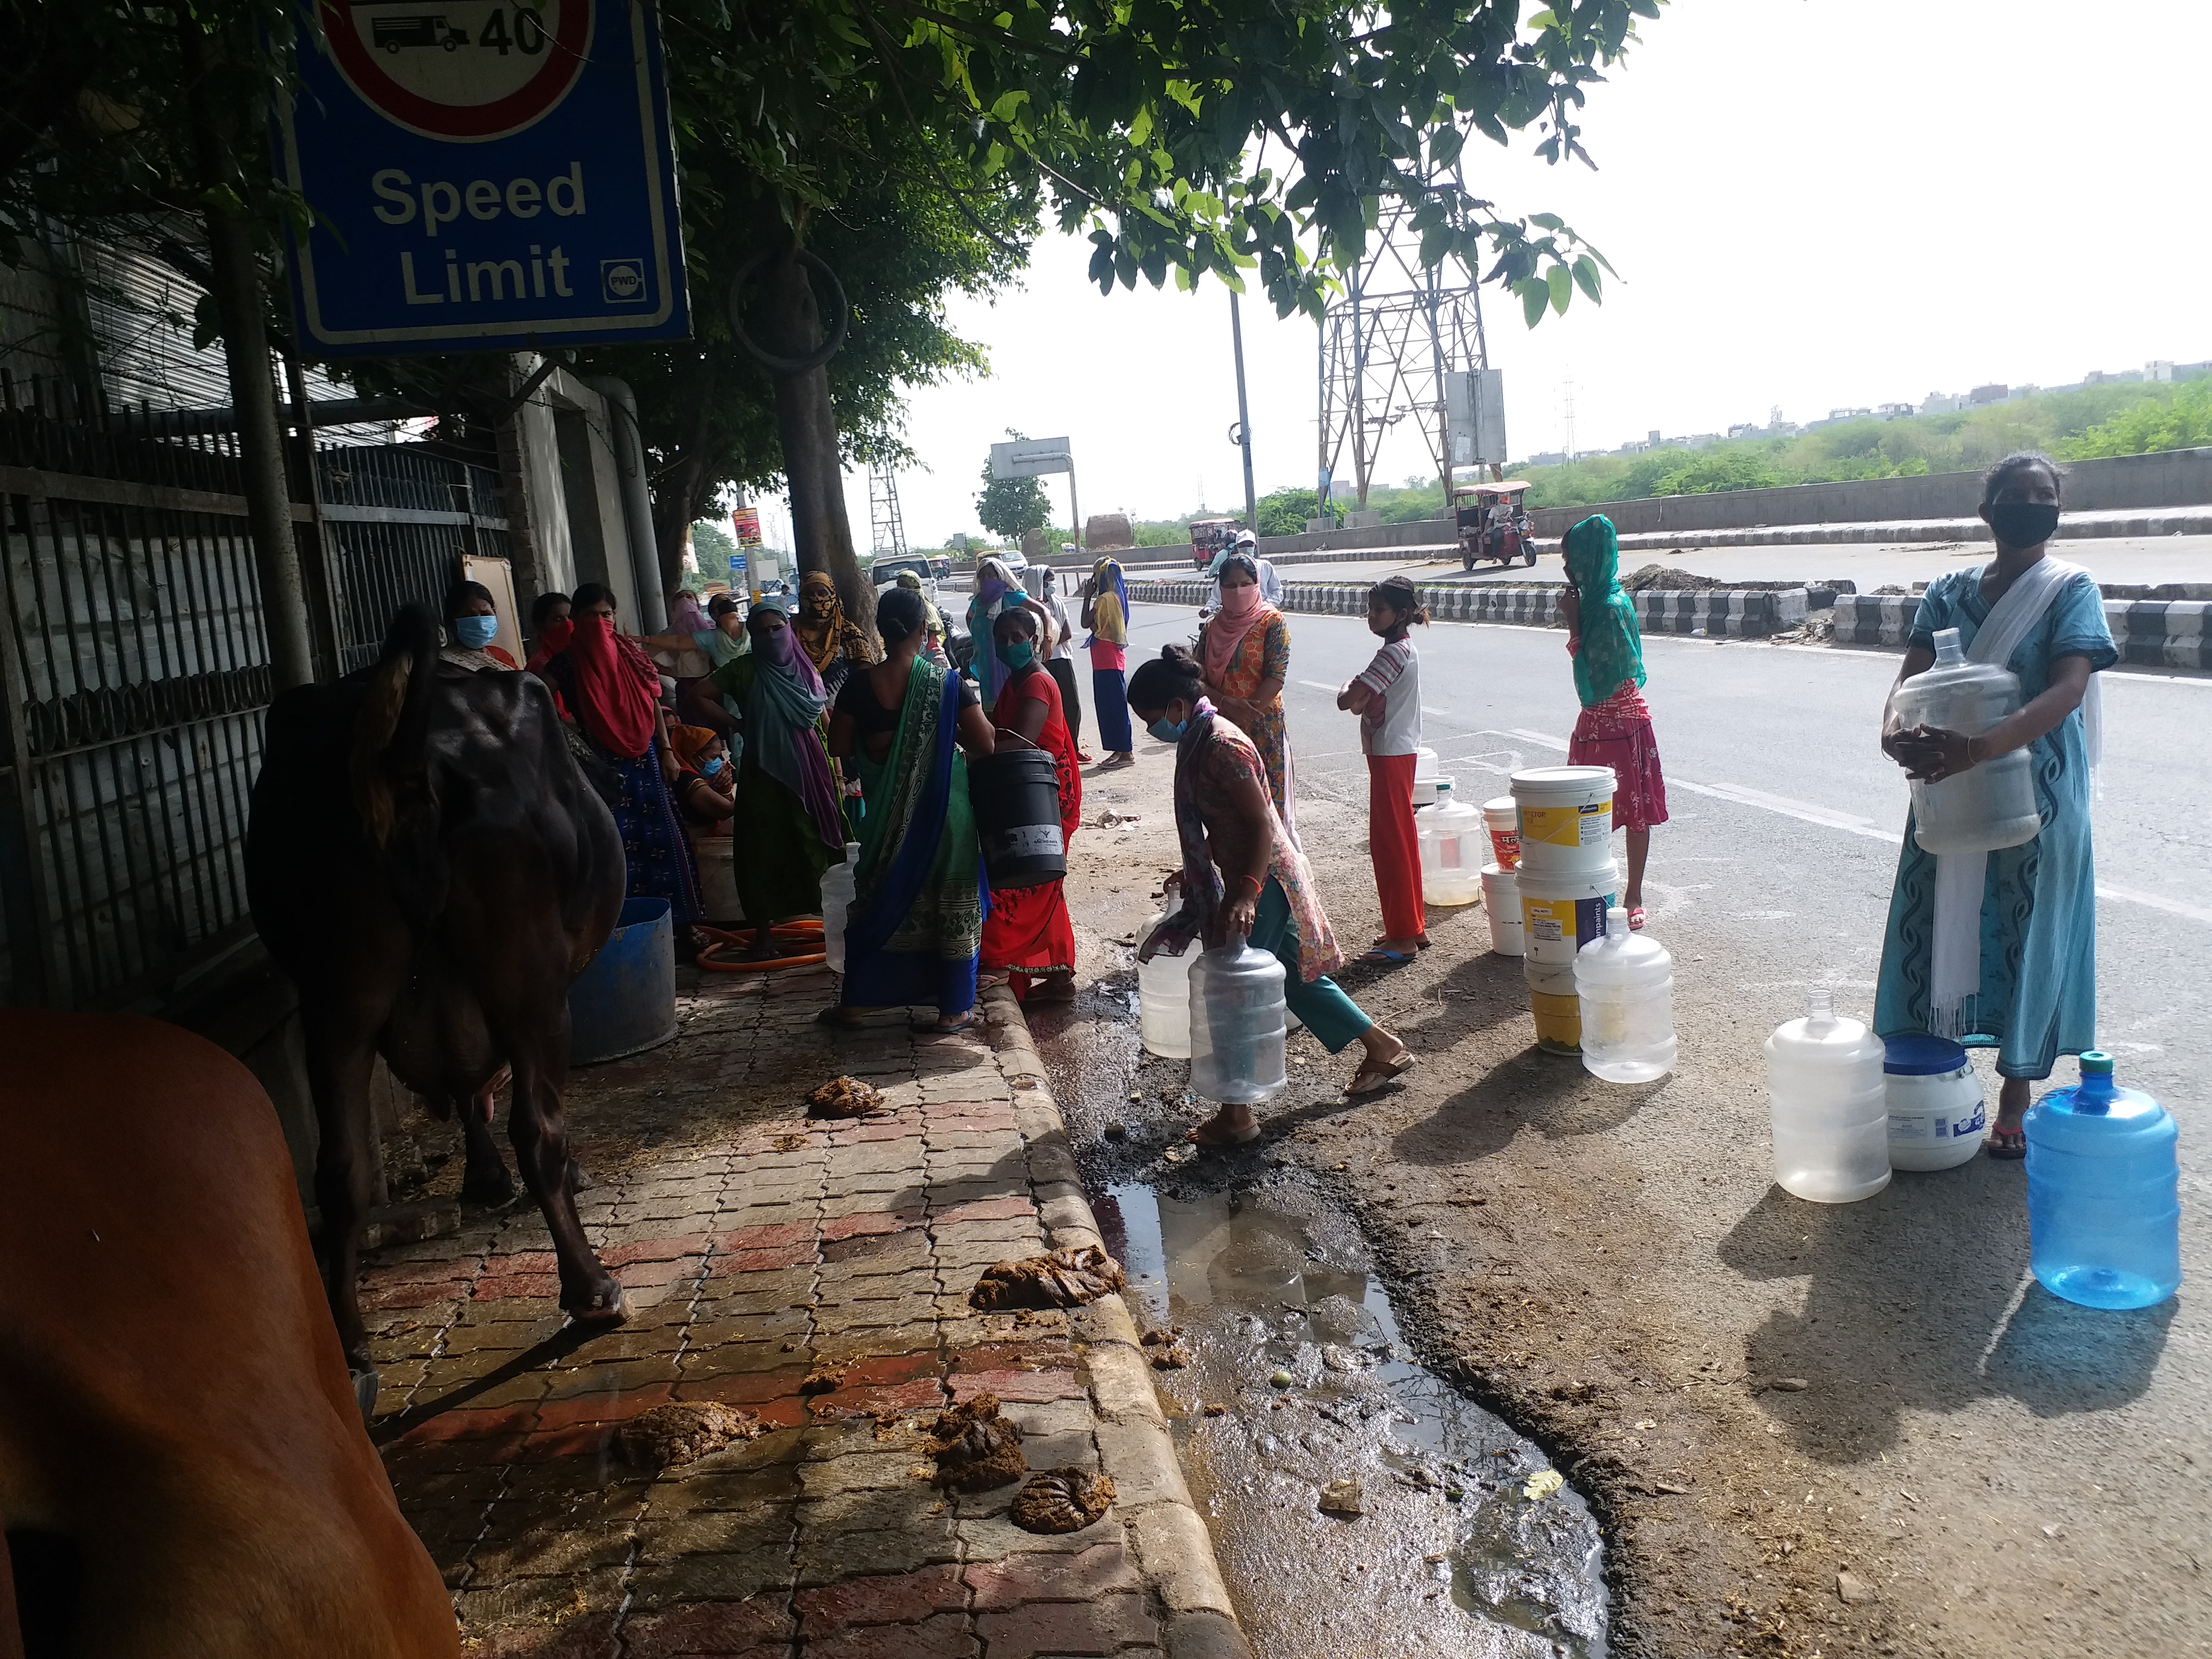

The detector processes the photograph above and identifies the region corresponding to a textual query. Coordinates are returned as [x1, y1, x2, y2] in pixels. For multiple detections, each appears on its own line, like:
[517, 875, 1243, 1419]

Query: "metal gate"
[0, 374, 509, 1010]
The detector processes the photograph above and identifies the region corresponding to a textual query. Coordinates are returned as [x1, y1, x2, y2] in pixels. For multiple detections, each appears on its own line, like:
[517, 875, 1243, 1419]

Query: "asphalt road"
[1106, 597, 2211, 1656]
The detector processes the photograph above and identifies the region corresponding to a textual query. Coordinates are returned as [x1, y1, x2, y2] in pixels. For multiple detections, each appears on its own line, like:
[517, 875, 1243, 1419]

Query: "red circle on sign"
[319, 1, 594, 141]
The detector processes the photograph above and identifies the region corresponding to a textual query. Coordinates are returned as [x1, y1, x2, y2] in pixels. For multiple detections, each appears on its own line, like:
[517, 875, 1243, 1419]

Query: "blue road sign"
[276, 0, 689, 355]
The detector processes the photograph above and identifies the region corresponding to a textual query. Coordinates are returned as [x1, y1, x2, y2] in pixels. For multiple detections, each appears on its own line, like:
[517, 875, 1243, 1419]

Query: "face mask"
[455, 614, 498, 650]
[702, 756, 725, 777]
[758, 626, 793, 665]
[979, 577, 1007, 603]
[1219, 583, 1260, 619]
[996, 640, 1035, 671]
[1987, 500, 2060, 550]
[1147, 713, 1188, 744]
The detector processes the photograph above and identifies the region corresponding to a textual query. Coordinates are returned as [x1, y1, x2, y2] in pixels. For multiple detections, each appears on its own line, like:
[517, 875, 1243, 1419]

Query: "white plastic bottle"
[1764, 989, 1891, 1203]
[819, 842, 860, 973]
[1575, 906, 1676, 1082]
[1418, 779, 1485, 907]
[1890, 626, 2040, 854]
[1138, 906, 1198, 1058]
[1188, 936, 1287, 1104]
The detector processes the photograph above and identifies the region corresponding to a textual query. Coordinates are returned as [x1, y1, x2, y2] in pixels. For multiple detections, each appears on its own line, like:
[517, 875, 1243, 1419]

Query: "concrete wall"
[548, 370, 639, 622]
[1527, 446, 2212, 539]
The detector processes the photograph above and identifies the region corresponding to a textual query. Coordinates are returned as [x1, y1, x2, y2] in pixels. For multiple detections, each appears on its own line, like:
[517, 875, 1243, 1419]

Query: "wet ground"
[1028, 977, 1608, 1659]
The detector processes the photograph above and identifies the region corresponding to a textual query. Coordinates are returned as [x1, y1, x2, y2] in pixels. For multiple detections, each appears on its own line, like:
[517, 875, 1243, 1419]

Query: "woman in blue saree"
[825, 587, 998, 1031]
[1875, 453, 2116, 1157]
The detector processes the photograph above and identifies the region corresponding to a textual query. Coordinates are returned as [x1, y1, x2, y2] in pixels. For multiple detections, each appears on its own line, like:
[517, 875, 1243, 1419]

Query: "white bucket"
[1480, 864, 1523, 956]
[1511, 765, 1617, 873]
[1518, 860, 1620, 974]
[1411, 746, 1441, 807]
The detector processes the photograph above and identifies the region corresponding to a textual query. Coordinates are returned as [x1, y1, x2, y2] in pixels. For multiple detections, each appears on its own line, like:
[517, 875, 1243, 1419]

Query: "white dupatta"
[1928, 557, 2102, 1035]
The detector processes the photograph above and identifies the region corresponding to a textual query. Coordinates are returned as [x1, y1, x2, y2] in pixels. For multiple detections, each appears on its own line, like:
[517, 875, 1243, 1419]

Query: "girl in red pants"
[1338, 576, 1429, 964]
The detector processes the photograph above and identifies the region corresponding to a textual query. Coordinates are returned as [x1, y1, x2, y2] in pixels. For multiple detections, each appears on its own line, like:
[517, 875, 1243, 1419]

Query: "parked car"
[870, 554, 936, 595]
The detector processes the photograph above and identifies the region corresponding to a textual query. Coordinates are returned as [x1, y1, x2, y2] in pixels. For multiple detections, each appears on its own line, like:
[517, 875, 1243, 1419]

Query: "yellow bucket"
[1530, 987, 1582, 1055]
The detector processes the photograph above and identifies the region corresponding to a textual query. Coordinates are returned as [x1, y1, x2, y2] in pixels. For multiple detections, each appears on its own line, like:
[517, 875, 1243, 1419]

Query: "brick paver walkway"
[361, 970, 1245, 1658]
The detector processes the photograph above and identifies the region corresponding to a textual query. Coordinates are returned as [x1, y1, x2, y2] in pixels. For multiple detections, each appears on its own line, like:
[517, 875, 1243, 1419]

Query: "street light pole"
[1229, 288, 1258, 532]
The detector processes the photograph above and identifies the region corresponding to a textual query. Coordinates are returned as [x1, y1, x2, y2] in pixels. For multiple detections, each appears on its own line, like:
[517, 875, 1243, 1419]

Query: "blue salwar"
[1093, 667, 1133, 753]
[1873, 566, 2116, 1079]
[605, 738, 703, 928]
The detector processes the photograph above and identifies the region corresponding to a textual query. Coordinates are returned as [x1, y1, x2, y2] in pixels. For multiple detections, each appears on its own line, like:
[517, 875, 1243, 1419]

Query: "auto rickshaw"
[1455, 481, 1538, 569]
[1189, 517, 1241, 571]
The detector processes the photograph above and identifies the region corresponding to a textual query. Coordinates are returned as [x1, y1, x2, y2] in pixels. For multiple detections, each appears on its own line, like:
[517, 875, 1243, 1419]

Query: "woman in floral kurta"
[1197, 554, 1298, 843]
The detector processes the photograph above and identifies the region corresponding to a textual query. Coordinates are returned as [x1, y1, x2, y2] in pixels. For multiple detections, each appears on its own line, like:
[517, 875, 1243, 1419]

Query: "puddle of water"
[1096, 1182, 1608, 1659]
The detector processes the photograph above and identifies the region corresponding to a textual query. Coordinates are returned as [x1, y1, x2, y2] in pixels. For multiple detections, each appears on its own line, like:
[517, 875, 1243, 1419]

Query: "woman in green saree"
[825, 586, 998, 1031]
[689, 601, 847, 956]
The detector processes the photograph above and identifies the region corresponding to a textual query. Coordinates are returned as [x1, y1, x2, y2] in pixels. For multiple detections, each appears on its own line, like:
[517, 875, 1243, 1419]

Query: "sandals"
[914, 1012, 977, 1035]
[1986, 1127, 2027, 1160]
[1346, 1049, 1418, 1097]
[1627, 907, 1647, 932]
[1186, 1118, 1262, 1147]
[1357, 948, 1417, 967]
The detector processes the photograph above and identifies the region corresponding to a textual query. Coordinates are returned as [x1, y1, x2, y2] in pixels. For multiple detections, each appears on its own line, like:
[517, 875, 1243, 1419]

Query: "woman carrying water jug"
[1130, 645, 1413, 1144]
[1875, 453, 2116, 1158]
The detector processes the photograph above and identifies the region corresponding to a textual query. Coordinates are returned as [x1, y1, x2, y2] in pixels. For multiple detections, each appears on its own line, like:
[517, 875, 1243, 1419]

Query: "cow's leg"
[506, 1052, 623, 1324]
[301, 1005, 383, 1377]
[457, 1071, 517, 1206]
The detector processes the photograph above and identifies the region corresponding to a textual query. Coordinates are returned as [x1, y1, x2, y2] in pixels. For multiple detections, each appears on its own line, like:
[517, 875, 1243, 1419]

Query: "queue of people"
[450, 451, 2106, 1166]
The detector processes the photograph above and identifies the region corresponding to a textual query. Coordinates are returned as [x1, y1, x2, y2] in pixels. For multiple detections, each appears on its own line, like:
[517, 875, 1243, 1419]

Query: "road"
[1060, 599, 2210, 1658]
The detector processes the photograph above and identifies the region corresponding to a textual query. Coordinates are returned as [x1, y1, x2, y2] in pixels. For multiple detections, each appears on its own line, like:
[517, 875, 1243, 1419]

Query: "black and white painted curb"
[1122, 578, 1809, 639]
[1834, 595, 2212, 670]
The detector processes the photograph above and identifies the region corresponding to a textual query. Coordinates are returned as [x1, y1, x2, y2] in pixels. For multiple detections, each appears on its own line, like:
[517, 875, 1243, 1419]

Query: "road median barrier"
[1123, 578, 1810, 638]
[1835, 595, 2212, 669]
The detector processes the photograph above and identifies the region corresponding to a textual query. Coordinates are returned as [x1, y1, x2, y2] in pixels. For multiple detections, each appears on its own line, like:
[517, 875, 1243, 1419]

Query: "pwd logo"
[601, 258, 648, 303]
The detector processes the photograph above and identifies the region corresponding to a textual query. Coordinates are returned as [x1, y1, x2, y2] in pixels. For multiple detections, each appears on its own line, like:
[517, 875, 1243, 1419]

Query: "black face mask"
[1987, 500, 2059, 550]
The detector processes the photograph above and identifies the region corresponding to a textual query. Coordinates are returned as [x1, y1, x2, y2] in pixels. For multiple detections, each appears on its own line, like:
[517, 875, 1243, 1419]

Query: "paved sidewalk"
[361, 971, 1245, 1658]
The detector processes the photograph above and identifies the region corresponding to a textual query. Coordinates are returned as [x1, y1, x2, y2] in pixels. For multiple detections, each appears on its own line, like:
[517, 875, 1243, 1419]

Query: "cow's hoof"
[565, 1160, 596, 1194]
[565, 1284, 627, 1328]
[460, 1167, 517, 1207]
[349, 1367, 381, 1424]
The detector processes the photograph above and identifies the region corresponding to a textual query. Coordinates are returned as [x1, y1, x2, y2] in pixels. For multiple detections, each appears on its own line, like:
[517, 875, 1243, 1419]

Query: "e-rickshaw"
[1189, 517, 1241, 572]
[1455, 481, 1538, 569]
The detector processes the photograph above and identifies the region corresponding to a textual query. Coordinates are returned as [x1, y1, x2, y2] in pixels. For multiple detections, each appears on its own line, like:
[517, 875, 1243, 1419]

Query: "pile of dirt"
[969, 1245, 1127, 1310]
[613, 1403, 764, 1469]
[1012, 1468, 1117, 1533]
[1621, 563, 1732, 592]
[924, 1393, 1027, 1491]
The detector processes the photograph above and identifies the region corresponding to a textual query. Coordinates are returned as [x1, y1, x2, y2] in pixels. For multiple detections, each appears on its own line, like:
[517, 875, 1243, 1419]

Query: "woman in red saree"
[980, 605, 1081, 1002]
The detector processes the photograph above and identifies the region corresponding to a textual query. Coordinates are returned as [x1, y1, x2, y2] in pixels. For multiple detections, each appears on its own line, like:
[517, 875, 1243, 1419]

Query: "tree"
[1255, 487, 1318, 537]
[690, 518, 739, 576]
[975, 432, 1053, 541]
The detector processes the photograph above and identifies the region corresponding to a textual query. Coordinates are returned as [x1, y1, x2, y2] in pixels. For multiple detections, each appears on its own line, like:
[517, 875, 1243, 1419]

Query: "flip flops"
[1186, 1118, 1262, 1147]
[1347, 1050, 1418, 1096]
[1357, 948, 1417, 967]
[1986, 1127, 2027, 1160]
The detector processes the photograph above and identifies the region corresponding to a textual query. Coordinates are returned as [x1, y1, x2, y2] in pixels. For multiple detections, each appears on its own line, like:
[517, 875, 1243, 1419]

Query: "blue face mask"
[1147, 714, 1188, 744]
[455, 614, 498, 650]
[995, 639, 1034, 671]
[702, 755, 725, 777]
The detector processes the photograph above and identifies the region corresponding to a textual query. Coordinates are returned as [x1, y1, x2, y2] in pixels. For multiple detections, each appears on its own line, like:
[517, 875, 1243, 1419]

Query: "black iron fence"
[0, 373, 508, 1008]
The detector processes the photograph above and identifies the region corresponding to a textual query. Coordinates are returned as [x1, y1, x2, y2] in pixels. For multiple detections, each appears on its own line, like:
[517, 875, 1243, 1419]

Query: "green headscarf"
[1563, 514, 1645, 710]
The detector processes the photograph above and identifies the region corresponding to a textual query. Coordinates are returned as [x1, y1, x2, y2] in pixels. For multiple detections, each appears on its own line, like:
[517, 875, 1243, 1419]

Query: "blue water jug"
[2024, 1053, 2180, 1310]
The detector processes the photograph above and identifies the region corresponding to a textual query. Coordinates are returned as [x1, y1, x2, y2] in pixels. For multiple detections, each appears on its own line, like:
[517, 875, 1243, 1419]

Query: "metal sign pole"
[1229, 289, 1258, 531]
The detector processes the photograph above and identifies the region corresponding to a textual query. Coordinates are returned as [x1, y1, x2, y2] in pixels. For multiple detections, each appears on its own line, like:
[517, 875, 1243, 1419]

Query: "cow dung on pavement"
[923, 1392, 1028, 1491]
[968, 1245, 1127, 1310]
[1012, 1468, 1117, 1533]
[805, 1075, 887, 1118]
[613, 1403, 764, 1469]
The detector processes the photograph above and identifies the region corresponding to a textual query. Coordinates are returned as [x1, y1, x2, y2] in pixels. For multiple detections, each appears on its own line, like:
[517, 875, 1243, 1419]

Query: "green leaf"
[1528, 211, 1564, 231]
[1547, 263, 1572, 314]
[1571, 254, 1601, 303]
[1517, 278, 1549, 327]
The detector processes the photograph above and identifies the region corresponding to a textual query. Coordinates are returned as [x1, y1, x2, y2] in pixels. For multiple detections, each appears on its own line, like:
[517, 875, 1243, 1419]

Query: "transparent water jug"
[1418, 780, 1485, 907]
[1138, 907, 1197, 1059]
[819, 842, 860, 973]
[1891, 626, 2040, 855]
[2025, 1053, 2180, 1309]
[1188, 933, 1287, 1105]
[1575, 906, 1676, 1083]
[1763, 989, 1891, 1203]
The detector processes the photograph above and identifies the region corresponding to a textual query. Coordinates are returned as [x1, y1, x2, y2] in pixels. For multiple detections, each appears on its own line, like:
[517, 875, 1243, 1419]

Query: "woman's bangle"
[1235, 875, 1262, 902]
[1965, 734, 1984, 767]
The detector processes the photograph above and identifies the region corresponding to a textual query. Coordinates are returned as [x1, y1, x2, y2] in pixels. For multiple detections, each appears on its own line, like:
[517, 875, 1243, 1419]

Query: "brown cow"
[0, 1012, 461, 1657]
[246, 604, 629, 1392]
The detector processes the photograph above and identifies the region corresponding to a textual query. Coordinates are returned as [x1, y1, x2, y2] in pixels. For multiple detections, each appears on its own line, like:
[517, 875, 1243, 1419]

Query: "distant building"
[2147, 360, 2174, 382]
[1687, 433, 1722, 449]
[1727, 422, 1761, 441]
[1523, 450, 1568, 469]
[1875, 402, 1915, 420]
[1969, 384, 2010, 405]
[1920, 392, 1966, 416]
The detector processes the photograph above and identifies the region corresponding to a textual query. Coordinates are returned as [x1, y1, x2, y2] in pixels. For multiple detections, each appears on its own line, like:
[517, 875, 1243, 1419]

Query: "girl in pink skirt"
[1559, 515, 1667, 927]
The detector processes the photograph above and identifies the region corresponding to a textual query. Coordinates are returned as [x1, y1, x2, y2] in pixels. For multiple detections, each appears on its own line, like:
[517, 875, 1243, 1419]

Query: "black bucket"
[969, 747, 1066, 889]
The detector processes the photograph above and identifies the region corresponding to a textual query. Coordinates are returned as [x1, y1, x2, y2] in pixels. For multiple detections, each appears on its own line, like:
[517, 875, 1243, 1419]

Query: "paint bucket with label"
[1527, 965, 1583, 1054]
[1511, 765, 1617, 874]
[1480, 864, 1523, 956]
[1482, 797, 1521, 870]
[1883, 1035, 1984, 1171]
[1517, 860, 1620, 976]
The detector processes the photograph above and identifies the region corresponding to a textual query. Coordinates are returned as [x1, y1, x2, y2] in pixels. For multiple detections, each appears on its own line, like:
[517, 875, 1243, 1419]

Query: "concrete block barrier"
[1124, 579, 1809, 638]
[1833, 595, 2212, 669]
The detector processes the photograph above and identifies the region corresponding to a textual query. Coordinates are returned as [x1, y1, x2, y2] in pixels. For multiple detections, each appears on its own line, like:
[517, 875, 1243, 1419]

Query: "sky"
[754, 0, 2212, 552]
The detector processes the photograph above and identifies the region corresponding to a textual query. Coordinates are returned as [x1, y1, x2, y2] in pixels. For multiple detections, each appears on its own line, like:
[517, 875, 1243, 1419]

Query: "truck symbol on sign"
[373, 15, 469, 51]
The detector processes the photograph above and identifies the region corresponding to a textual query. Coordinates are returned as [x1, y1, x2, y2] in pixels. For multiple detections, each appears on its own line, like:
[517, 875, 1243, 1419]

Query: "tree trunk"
[760, 239, 874, 641]
[655, 366, 714, 598]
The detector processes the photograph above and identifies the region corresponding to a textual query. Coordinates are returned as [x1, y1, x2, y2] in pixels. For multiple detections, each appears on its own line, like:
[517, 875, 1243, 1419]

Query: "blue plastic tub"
[568, 897, 677, 1064]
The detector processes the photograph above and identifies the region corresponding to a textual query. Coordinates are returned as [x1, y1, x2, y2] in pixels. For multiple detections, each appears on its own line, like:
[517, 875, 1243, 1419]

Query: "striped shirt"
[1355, 637, 1421, 756]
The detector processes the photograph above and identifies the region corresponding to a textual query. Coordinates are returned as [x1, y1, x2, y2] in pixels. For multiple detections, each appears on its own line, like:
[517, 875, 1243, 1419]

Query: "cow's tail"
[350, 604, 440, 845]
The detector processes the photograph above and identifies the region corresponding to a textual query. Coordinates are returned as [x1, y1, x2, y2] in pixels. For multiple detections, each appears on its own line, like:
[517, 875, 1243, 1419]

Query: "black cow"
[247, 606, 629, 1390]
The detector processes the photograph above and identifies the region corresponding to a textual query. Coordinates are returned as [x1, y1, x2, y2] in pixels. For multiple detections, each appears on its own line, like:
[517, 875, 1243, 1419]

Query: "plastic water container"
[1138, 907, 1197, 1059]
[1411, 746, 1441, 806]
[1480, 864, 1523, 956]
[1481, 797, 1521, 870]
[568, 898, 677, 1064]
[1518, 860, 1619, 974]
[1526, 964, 1582, 1055]
[1764, 989, 1891, 1203]
[2025, 1053, 2180, 1309]
[1188, 935, 1287, 1105]
[1892, 626, 2040, 855]
[968, 747, 1068, 887]
[819, 842, 860, 974]
[1884, 1035, 1985, 1171]
[1419, 780, 1484, 907]
[1512, 765, 1616, 873]
[1575, 906, 1676, 1083]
